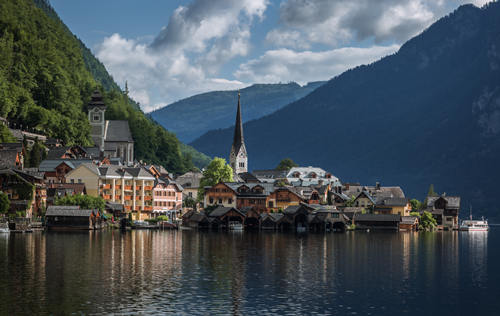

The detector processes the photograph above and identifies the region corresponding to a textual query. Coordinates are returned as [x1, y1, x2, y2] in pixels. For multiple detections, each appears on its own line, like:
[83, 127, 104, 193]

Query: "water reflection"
[0, 230, 497, 315]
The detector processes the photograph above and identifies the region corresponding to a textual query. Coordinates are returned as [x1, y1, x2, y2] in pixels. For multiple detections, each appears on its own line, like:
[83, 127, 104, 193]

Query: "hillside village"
[0, 91, 460, 232]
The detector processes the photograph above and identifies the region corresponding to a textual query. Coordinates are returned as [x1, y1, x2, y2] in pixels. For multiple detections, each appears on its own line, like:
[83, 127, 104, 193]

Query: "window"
[78, 179, 82, 184]
[70, 179, 74, 183]
[209, 198, 214, 204]
[218, 199, 222, 204]
[228, 198, 232, 204]
[93, 115, 100, 122]
[188, 192, 193, 197]
[239, 162, 245, 168]
[268, 201, 274, 208]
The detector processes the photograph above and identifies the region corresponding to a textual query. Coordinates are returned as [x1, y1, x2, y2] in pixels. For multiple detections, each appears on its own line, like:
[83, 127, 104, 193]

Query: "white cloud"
[96, 0, 268, 111]
[234, 45, 400, 84]
[267, 0, 493, 48]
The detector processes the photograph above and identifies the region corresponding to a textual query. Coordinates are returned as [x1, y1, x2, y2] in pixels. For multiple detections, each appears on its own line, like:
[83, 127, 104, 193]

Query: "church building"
[229, 92, 248, 178]
[88, 90, 134, 165]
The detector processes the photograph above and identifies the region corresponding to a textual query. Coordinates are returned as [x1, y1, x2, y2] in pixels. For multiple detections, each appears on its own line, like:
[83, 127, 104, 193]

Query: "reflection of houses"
[426, 195, 460, 230]
[45, 206, 103, 230]
[354, 214, 400, 230]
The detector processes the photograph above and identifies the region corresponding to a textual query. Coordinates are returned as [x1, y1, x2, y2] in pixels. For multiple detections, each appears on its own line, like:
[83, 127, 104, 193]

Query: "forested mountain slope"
[191, 3, 500, 219]
[151, 81, 324, 143]
[0, 0, 208, 172]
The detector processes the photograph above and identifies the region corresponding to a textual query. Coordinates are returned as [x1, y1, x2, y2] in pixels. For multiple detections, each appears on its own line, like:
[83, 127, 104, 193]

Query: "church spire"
[232, 90, 244, 150]
[229, 90, 248, 176]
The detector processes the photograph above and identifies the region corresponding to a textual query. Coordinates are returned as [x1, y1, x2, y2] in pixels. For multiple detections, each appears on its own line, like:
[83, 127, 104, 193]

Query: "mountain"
[191, 3, 500, 220]
[150, 81, 324, 143]
[0, 0, 208, 172]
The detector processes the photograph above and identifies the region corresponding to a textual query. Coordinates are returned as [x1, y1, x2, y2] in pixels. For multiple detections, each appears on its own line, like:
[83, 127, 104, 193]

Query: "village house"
[251, 169, 287, 184]
[45, 183, 86, 206]
[231, 182, 274, 213]
[266, 186, 306, 212]
[352, 190, 376, 210]
[342, 182, 405, 201]
[426, 194, 460, 230]
[65, 163, 155, 221]
[0, 169, 37, 218]
[176, 171, 202, 201]
[203, 182, 237, 208]
[0, 143, 24, 170]
[400, 216, 419, 231]
[373, 197, 411, 216]
[152, 177, 183, 219]
[286, 166, 341, 188]
[39, 159, 93, 183]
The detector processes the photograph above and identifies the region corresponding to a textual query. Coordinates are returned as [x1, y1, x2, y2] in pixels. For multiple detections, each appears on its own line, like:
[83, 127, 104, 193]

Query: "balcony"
[144, 186, 153, 191]
[124, 195, 132, 201]
[135, 186, 141, 190]
[143, 206, 153, 211]
[135, 196, 141, 200]
[115, 185, 121, 190]
[101, 194, 112, 200]
[124, 205, 131, 211]
[101, 184, 111, 190]
[124, 185, 133, 191]
[115, 195, 121, 200]
[144, 196, 152, 201]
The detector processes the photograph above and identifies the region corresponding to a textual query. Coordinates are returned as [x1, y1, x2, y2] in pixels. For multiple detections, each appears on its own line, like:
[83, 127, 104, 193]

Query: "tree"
[198, 157, 233, 201]
[427, 184, 437, 197]
[0, 125, 15, 143]
[276, 158, 298, 171]
[344, 195, 356, 207]
[419, 211, 437, 231]
[56, 194, 105, 212]
[410, 198, 423, 211]
[28, 139, 45, 168]
[183, 196, 197, 209]
[0, 192, 10, 214]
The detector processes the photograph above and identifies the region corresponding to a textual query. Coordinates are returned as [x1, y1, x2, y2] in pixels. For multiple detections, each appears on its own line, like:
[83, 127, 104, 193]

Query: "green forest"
[0, 0, 209, 173]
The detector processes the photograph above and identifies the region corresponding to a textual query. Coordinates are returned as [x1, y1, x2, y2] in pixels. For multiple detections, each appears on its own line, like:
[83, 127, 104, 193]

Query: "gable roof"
[376, 197, 409, 207]
[46, 206, 94, 217]
[0, 150, 20, 168]
[104, 120, 133, 142]
[355, 191, 376, 204]
[39, 159, 92, 172]
[427, 195, 461, 209]
[176, 171, 203, 188]
[208, 206, 243, 218]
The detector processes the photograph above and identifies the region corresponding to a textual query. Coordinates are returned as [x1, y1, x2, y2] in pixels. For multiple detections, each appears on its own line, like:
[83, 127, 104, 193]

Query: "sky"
[51, 0, 491, 112]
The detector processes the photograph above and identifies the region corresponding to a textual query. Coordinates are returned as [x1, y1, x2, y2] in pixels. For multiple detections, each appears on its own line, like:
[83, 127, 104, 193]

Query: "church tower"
[88, 90, 106, 151]
[229, 91, 248, 176]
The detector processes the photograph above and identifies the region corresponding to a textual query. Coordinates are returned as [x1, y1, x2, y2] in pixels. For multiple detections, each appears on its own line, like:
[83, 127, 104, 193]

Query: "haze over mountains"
[191, 2, 500, 220]
[151, 81, 324, 143]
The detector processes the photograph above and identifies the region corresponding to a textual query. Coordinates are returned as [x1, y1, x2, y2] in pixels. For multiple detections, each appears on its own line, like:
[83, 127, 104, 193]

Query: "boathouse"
[45, 206, 103, 230]
[353, 213, 400, 230]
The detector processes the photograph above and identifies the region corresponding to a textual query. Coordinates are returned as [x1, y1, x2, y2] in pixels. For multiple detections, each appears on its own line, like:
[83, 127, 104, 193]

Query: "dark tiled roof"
[105, 202, 124, 211]
[252, 169, 287, 179]
[209, 206, 236, 217]
[401, 216, 419, 224]
[46, 147, 70, 159]
[46, 206, 94, 217]
[238, 172, 260, 183]
[176, 171, 203, 188]
[231, 92, 245, 155]
[376, 197, 409, 207]
[427, 196, 461, 209]
[88, 90, 105, 107]
[105, 120, 133, 142]
[354, 214, 400, 222]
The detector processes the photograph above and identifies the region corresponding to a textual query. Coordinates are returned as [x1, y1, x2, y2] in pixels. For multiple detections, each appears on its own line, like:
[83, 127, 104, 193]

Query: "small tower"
[88, 90, 106, 151]
[229, 91, 248, 176]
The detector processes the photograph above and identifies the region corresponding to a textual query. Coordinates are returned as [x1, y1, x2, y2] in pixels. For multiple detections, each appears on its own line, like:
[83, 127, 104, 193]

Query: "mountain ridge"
[191, 2, 500, 219]
[151, 81, 325, 143]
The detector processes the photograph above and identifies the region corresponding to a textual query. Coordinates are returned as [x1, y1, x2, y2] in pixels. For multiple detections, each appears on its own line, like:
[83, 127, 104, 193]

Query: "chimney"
[376, 182, 381, 190]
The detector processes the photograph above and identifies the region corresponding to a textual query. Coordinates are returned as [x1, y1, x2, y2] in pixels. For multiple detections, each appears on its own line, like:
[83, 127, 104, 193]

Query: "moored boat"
[229, 221, 243, 231]
[460, 219, 489, 231]
[0, 222, 9, 233]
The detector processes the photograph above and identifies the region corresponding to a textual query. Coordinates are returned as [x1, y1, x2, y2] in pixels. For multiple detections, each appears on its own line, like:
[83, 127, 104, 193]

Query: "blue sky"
[51, 0, 489, 112]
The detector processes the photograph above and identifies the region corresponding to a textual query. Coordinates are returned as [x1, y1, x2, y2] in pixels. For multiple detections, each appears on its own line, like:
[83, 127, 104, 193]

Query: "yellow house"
[374, 198, 411, 216]
[65, 163, 156, 221]
[353, 191, 376, 209]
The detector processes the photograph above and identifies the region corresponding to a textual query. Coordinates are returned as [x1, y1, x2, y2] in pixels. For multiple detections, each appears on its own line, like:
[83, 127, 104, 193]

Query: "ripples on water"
[0, 229, 498, 315]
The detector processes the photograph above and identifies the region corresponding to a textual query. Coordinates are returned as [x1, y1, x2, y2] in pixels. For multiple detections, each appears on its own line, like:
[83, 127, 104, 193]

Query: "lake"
[0, 229, 498, 315]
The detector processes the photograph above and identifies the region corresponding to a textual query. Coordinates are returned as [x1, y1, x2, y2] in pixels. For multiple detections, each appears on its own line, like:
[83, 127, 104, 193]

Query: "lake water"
[0, 229, 498, 315]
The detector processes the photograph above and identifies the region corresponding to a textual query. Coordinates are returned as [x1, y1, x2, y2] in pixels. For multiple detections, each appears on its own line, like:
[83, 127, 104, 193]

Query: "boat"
[460, 206, 489, 231]
[229, 221, 243, 231]
[460, 219, 489, 231]
[0, 222, 9, 233]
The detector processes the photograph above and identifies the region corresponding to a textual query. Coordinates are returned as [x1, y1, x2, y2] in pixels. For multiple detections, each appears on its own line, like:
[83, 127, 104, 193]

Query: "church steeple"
[230, 91, 248, 176]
